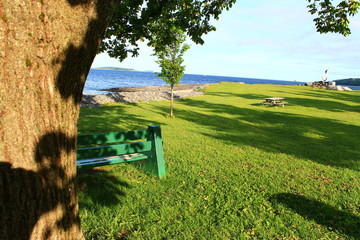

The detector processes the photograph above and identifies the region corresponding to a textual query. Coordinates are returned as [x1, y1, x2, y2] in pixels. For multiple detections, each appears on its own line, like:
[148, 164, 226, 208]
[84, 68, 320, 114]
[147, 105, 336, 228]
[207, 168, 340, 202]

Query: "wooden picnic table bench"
[261, 97, 288, 107]
[77, 125, 166, 178]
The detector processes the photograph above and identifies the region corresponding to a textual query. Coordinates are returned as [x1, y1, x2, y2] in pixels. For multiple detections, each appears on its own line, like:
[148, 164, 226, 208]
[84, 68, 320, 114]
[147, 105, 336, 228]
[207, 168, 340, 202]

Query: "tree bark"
[0, 0, 115, 239]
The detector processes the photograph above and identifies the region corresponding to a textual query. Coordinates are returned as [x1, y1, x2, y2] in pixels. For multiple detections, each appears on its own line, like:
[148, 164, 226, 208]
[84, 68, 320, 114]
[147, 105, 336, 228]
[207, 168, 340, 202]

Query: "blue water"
[84, 69, 359, 94]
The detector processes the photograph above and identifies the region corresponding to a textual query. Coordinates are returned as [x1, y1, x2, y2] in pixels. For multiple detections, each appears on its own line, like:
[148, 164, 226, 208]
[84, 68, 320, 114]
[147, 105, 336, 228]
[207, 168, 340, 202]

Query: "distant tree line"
[334, 78, 360, 86]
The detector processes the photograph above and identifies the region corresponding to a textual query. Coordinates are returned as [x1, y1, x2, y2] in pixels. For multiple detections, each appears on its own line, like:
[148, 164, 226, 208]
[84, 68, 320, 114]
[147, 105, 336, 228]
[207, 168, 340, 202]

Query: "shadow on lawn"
[272, 193, 360, 239]
[79, 104, 162, 134]
[209, 87, 360, 113]
[158, 98, 360, 170]
[206, 91, 269, 101]
[286, 97, 360, 113]
[270, 89, 360, 113]
[275, 88, 360, 105]
[77, 168, 131, 209]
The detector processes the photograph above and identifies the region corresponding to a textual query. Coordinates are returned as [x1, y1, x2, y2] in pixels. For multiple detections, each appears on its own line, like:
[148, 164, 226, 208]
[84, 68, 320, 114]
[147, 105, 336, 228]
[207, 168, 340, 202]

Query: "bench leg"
[146, 125, 166, 178]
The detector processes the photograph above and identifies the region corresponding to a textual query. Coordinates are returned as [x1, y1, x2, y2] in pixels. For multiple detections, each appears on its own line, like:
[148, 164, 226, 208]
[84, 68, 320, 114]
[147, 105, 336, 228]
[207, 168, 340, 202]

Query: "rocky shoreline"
[81, 84, 212, 107]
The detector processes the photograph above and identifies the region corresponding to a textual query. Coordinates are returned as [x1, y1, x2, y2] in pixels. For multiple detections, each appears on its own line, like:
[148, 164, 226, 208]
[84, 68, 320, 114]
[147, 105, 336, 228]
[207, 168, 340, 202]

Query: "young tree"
[153, 28, 190, 117]
[0, 0, 358, 239]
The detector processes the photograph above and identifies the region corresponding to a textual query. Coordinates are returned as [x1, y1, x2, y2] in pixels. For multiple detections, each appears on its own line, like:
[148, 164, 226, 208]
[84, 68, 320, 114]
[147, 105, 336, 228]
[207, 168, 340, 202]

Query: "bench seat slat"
[77, 153, 148, 169]
[77, 141, 152, 160]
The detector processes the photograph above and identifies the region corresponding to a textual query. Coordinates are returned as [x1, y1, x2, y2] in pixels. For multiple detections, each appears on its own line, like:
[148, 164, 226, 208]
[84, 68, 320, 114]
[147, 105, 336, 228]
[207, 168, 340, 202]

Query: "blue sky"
[92, 0, 360, 82]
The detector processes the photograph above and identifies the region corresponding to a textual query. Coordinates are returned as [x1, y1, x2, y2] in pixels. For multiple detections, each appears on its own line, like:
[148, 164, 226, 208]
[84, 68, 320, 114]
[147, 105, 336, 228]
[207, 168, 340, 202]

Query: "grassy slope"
[78, 83, 360, 240]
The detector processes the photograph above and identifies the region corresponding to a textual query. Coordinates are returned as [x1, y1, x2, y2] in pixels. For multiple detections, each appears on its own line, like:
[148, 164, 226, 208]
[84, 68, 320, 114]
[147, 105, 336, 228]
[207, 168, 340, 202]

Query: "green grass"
[78, 83, 360, 240]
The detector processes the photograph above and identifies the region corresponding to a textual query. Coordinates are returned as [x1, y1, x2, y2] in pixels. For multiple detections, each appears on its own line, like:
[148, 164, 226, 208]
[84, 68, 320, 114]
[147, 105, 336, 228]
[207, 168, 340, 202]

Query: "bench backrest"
[77, 125, 166, 178]
[77, 129, 148, 146]
[77, 130, 151, 160]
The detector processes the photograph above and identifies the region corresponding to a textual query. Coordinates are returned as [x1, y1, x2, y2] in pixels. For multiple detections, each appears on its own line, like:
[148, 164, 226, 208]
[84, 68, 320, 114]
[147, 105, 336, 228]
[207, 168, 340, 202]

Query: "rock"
[81, 84, 210, 107]
[327, 86, 352, 91]
[343, 87, 353, 91]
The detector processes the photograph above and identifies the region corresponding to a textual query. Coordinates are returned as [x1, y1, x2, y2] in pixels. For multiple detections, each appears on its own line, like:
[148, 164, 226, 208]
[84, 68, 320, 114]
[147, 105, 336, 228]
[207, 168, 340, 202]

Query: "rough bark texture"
[0, 0, 115, 239]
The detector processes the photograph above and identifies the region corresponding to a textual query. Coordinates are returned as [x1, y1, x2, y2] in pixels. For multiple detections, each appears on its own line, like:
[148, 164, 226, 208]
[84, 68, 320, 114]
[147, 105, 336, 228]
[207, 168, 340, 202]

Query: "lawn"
[78, 83, 360, 240]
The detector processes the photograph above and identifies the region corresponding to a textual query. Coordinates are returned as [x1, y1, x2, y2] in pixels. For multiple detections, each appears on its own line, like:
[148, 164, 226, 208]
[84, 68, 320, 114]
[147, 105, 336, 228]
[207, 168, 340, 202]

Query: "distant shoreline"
[85, 69, 360, 94]
[91, 67, 155, 72]
[81, 83, 212, 107]
[91, 67, 136, 71]
[100, 83, 214, 93]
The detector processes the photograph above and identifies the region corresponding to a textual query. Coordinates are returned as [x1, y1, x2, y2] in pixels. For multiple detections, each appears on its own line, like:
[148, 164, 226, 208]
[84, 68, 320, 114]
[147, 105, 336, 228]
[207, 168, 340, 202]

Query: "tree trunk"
[0, 0, 115, 239]
[170, 85, 174, 117]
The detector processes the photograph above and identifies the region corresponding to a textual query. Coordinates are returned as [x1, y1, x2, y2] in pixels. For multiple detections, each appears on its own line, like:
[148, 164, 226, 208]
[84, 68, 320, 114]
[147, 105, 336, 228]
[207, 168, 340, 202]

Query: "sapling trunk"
[170, 84, 174, 117]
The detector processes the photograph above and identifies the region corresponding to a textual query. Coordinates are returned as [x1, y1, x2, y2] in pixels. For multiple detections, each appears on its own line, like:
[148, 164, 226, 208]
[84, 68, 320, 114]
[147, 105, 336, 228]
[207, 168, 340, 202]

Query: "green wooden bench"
[76, 125, 166, 178]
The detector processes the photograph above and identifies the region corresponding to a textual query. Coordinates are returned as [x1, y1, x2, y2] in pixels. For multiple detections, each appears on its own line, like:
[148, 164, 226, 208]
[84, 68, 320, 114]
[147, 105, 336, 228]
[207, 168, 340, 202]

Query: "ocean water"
[84, 69, 359, 94]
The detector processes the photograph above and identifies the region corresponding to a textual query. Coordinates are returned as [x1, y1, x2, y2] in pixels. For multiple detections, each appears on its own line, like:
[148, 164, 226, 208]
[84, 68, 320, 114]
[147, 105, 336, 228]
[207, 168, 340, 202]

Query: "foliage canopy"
[307, 0, 360, 36]
[153, 28, 190, 88]
[99, 1, 359, 62]
[99, 0, 236, 61]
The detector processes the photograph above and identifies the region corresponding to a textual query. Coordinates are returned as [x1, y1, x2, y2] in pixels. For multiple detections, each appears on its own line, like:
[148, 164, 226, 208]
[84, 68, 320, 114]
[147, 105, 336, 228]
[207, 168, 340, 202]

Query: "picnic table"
[261, 97, 288, 107]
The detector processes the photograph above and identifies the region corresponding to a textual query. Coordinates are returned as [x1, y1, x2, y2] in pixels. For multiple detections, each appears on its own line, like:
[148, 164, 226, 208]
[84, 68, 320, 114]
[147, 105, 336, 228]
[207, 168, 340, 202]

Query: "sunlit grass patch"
[78, 83, 360, 239]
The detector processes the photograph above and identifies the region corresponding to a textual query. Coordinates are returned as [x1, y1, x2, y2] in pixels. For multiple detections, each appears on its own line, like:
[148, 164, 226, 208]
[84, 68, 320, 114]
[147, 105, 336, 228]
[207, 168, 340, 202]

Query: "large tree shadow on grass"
[77, 169, 131, 209]
[271, 193, 360, 239]
[274, 87, 360, 105]
[208, 87, 360, 113]
[0, 132, 131, 240]
[155, 97, 360, 170]
[270, 89, 360, 113]
[78, 104, 163, 134]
